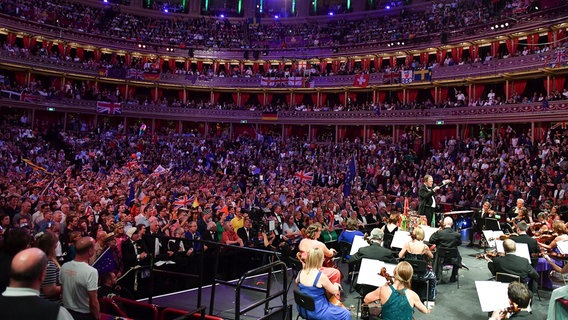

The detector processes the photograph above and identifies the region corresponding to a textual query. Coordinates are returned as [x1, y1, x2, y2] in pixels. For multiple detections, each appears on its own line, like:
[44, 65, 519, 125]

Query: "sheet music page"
[391, 231, 412, 249]
[421, 226, 438, 243]
[495, 241, 531, 263]
[483, 230, 504, 248]
[475, 281, 510, 312]
[350, 235, 370, 255]
[557, 240, 568, 254]
[356, 258, 386, 287]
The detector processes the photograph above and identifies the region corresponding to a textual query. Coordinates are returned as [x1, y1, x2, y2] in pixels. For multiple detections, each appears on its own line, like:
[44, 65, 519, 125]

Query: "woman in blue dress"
[296, 248, 351, 320]
[363, 261, 430, 320]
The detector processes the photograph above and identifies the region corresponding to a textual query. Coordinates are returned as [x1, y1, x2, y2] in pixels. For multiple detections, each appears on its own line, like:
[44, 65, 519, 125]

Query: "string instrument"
[361, 267, 393, 319]
[379, 267, 394, 285]
[499, 303, 520, 319]
[535, 233, 557, 245]
[475, 250, 504, 260]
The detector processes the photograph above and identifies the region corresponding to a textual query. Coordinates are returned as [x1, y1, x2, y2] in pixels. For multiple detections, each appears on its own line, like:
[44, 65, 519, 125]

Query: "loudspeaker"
[440, 32, 449, 45]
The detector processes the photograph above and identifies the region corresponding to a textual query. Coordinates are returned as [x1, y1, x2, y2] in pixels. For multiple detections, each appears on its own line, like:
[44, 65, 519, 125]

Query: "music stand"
[482, 218, 501, 231]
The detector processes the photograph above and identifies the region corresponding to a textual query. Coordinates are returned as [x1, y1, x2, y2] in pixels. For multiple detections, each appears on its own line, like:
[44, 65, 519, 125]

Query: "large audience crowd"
[0, 110, 567, 296]
[0, 0, 548, 50]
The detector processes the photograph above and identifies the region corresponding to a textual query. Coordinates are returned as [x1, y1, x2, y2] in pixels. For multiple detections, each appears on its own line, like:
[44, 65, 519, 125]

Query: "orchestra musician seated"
[399, 227, 437, 302]
[296, 248, 351, 320]
[489, 282, 532, 320]
[486, 239, 539, 294]
[537, 220, 568, 251]
[509, 221, 539, 268]
[298, 223, 341, 284]
[429, 217, 462, 282]
[364, 261, 430, 320]
[348, 228, 396, 296]
[469, 201, 494, 247]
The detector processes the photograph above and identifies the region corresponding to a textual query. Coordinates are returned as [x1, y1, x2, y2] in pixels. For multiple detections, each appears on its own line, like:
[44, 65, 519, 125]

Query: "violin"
[379, 267, 394, 285]
[499, 303, 520, 319]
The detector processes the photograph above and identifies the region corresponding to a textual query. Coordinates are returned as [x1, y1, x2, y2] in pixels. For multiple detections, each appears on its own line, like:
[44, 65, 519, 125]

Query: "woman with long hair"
[364, 261, 430, 320]
[298, 223, 341, 284]
[296, 248, 351, 320]
[35, 231, 62, 303]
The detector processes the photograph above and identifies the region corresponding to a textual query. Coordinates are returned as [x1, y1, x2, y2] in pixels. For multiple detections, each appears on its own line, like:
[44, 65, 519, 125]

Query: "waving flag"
[151, 165, 168, 177]
[96, 101, 122, 115]
[93, 248, 118, 274]
[294, 170, 313, 184]
[343, 155, 357, 197]
[174, 195, 194, 208]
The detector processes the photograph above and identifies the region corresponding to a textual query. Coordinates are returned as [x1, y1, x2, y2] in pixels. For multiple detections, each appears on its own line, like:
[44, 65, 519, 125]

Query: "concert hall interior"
[1, 0, 568, 319]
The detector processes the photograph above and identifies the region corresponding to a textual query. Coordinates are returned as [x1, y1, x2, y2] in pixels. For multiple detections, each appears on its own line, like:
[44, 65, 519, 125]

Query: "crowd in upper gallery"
[0, 0, 548, 50]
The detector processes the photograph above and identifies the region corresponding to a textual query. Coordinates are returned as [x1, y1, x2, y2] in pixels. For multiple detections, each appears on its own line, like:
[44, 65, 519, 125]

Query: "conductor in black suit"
[418, 174, 443, 227]
[486, 239, 539, 294]
[348, 228, 396, 296]
[429, 217, 462, 282]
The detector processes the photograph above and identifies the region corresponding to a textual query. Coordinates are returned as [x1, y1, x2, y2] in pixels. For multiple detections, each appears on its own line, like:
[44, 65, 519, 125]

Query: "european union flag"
[93, 248, 117, 274]
[343, 155, 357, 197]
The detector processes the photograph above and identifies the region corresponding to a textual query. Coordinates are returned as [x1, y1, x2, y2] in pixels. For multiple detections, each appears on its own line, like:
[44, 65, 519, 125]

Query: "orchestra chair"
[406, 259, 430, 302]
[112, 296, 159, 320]
[495, 272, 520, 283]
[338, 241, 352, 263]
[100, 297, 128, 318]
[294, 289, 316, 320]
[434, 247, 461, 288]
[158, 307, 224, 320]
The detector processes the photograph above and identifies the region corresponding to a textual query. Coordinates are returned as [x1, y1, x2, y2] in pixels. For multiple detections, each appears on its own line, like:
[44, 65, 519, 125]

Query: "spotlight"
[386, 5, 391, 9]
[491, 26, 495, 30]
[328, 12, 334, 16]
[103, 0, 108, 3]
[500, 24, 504, 28]
[274, 15, 279, 19]
[220, 14, 225, 18]
[164, 8, 168, 13]
[401, 42, 405, 45]
[505, 22, 509, 27]
[495, 24, 499, 29]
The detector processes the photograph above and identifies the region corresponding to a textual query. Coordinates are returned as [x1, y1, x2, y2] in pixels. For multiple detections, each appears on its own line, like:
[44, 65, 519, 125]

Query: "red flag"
[353, 74, 370, 87]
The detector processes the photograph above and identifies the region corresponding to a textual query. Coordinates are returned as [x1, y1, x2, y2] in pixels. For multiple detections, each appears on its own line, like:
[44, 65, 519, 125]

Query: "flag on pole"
[92, 248, 118, 274]
[353, 74, 370, 87]
[343, 155, 357, 197]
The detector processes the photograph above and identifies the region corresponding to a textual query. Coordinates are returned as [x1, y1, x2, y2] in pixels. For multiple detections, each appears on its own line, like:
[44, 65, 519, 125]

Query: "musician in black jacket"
[486, 239, 539, 294]
[429, 217, 462, 282]
[509, 221, 540, 268]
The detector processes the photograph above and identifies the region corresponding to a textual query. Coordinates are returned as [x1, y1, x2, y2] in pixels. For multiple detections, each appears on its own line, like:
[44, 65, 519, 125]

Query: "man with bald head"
[60, 237, 100, 320]
[429, 217, 463, 282]
[0, 248, 73, 320]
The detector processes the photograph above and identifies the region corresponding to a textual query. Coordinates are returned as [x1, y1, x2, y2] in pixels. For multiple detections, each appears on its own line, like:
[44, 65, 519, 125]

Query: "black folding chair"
[434, 247, 461, 288]
[294, 289, 315, 320]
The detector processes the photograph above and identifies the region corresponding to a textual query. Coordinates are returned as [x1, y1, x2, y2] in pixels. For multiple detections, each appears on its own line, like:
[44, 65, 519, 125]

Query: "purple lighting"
[328, 12, 334, 16]
[220, 14, 225, 18]
[386, 5, 391, 9]
[164, 8, 169, 13]
[103, 0, 108, 3]
[274, 15, 279, 19]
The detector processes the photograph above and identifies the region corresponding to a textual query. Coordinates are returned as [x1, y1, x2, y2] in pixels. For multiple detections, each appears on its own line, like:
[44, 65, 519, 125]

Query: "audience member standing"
[0, 248, 73, 320]
[60, 237, 100, 320]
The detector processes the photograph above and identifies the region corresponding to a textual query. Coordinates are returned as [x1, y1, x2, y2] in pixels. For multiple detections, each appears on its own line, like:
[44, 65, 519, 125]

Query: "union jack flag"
[96, 101, 122, 115]
[20, 93, 41, 103]
[551, 122, 568, 130]
[125, 161, 140, 171]
[294, 170, 313, 184]
[127, 69, 145, 80]
[174, 195, 194, 208]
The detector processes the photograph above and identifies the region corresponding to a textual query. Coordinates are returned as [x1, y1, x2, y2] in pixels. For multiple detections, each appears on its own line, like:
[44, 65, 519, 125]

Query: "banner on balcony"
[96, 101, 122, 115]
[260, 77, 311, 87]
[401, 70, 413, 84]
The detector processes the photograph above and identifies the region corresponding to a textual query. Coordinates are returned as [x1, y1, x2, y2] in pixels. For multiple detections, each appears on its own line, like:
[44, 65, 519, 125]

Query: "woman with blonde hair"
[398, 226, 436, 302]
[364, 261, 430, 320]
[296, 248, 351, 320]
[538, 220, 568, 251]
[298, 223, 341, 284]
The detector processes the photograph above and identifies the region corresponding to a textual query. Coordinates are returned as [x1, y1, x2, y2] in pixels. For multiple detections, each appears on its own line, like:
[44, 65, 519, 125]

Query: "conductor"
[418, 175, 448, 227]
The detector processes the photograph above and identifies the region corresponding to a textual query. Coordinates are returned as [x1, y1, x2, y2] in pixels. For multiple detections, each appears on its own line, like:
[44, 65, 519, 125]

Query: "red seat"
[159, 307, 224, 320]
[112, 296, 159, 320]
[100, 297, 128, 318]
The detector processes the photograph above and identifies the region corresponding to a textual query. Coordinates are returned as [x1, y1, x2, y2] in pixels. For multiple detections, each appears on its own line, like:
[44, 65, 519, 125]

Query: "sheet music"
[390, 231, 412, 249]
[421, 226, 438, 243]
[475, 281, 510, 312]
[350, 235, 370, 255]
[356, 258, 397, 287]
[482, 230, 504, 248]
[557, 240, 568, 255]
[495, 240, 531, 263]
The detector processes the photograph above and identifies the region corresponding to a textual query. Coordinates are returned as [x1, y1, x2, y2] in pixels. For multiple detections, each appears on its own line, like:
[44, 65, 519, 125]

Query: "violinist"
[509, 222, 539, 268]
[530, 212, 550, 235]
[295, 248, 351, 320]
[486, 239, 539, 294]
[298, 223, 341, 284]
[489, 282, 532, 319]
[399, 227, 436, 302]
[537, 220, 568, 251]
[381, 213, 399, 249]
[364, 261, 430, 320]
[469, 201, 495, 247]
